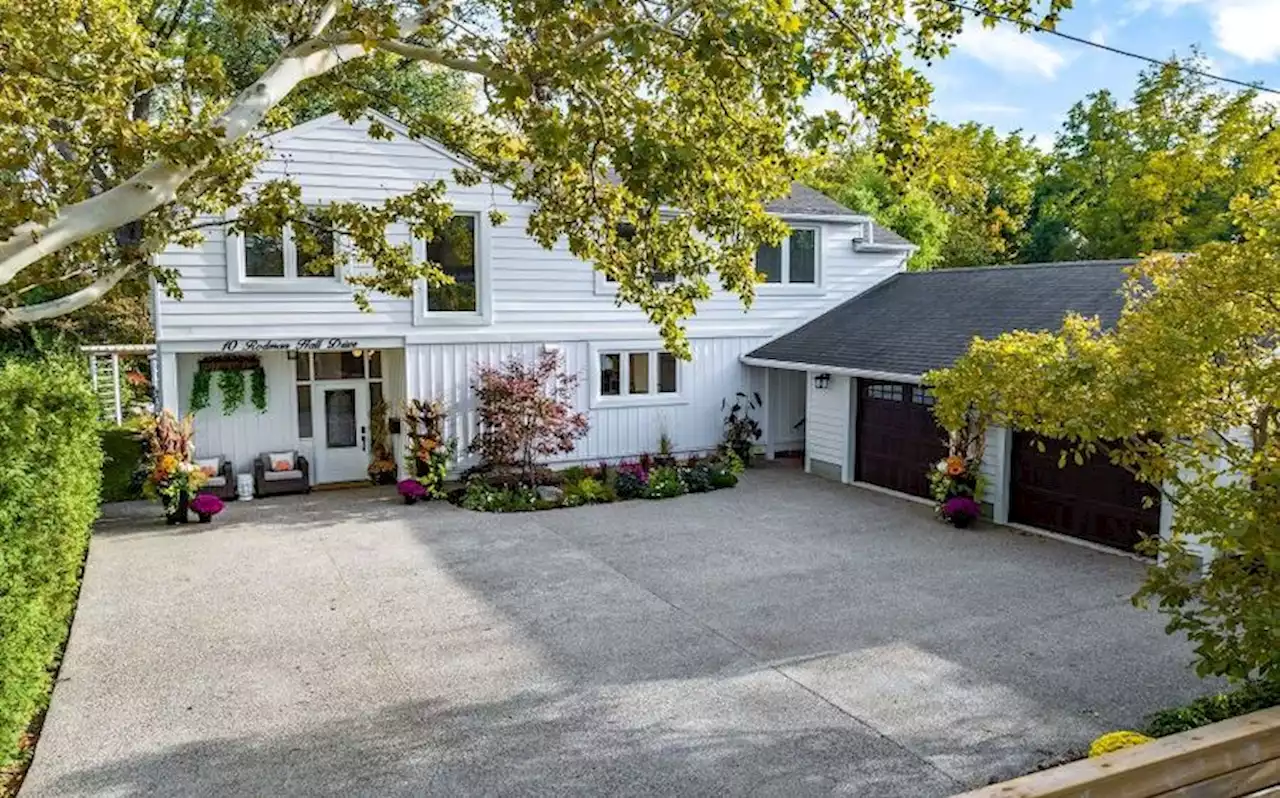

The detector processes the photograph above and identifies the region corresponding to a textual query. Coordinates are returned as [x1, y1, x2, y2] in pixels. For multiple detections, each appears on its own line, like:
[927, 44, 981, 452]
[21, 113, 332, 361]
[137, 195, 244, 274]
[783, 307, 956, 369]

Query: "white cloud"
[1135, 0, 1280, 63]
[955, 24, 1068, 79]
[1210, 0, 1280, 62]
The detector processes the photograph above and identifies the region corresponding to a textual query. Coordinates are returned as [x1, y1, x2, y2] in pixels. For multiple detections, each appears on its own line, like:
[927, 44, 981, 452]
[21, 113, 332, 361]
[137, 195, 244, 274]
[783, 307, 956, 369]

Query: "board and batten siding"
[407, 337, 769, 468]
[804, 374, 850, 481]
[176, 351, 306, 476]
[153, 113, 908, 345]
[981, 425, 1011, 522]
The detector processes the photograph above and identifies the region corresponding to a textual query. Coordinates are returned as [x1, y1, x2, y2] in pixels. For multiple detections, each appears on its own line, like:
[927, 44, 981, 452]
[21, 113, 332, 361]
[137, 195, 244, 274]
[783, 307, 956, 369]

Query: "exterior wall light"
[814, 372, 832, 390]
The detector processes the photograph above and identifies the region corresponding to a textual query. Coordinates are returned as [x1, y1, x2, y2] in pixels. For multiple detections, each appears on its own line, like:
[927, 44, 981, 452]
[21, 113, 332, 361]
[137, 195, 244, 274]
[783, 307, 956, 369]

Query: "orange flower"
[945, 456, 966, 477]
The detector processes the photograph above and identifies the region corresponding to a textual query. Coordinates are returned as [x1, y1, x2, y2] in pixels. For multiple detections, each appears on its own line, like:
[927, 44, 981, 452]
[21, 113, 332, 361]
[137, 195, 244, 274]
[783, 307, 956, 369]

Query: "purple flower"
[190, 493, 224, 516]
[942, 496, 981, 520]
[617, 461, 649, 484]
[397, 479, 428, 499]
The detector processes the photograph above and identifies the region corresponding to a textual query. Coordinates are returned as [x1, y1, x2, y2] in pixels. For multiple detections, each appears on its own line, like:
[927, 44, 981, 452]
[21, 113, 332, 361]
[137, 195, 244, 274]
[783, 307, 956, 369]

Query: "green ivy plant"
[190, 370, 211, 413]
[217, 369, 246, 416]
[250, 366, 267, 413]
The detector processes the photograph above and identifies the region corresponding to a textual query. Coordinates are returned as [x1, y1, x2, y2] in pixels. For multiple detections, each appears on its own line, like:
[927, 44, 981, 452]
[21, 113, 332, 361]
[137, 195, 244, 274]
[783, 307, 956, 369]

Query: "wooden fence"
[954, 706, 1280, 798]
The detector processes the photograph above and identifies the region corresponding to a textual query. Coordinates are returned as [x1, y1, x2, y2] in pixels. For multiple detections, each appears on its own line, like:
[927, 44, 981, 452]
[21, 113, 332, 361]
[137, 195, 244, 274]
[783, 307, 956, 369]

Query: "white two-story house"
[152, 111, 914, 485]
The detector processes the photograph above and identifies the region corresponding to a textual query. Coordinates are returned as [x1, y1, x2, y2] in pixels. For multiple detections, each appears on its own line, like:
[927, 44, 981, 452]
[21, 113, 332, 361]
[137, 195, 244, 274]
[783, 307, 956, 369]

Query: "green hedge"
[0, 356, 101, 764]
[100, 426, 145, 503]
[1145, 680, 1280, 738]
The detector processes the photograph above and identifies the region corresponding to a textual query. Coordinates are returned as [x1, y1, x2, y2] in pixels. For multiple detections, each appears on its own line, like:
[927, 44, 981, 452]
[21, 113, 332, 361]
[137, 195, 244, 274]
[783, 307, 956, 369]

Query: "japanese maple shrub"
[470, 352, 589, 486]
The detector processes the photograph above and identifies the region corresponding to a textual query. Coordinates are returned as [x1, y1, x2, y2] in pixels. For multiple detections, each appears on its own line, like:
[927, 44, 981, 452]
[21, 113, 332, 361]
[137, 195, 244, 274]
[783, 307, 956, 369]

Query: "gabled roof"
[263, 114, 912, 239]
[746, 260, 1135, 377]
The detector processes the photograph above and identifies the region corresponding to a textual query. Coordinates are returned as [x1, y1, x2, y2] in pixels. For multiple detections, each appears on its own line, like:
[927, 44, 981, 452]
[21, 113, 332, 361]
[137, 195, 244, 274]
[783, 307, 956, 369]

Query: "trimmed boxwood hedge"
[0, 356, 101, 764]
[100, 426, 145, 503]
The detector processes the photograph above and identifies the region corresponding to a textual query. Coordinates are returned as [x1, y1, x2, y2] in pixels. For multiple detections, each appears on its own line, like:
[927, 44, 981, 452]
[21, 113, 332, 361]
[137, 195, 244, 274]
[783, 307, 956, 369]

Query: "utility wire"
[931, 0, 1280, 96]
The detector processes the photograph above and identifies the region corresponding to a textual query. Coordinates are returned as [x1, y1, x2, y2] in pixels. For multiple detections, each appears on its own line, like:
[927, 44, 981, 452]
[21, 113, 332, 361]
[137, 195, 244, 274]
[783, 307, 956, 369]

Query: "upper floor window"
[756, 228, 818, 285]
[414, 212, 490, 325]
[229, 209, 344, 293]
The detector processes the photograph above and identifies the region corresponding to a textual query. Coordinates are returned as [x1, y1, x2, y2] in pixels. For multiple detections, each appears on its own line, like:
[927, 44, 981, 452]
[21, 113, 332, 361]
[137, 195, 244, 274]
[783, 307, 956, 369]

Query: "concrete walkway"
[22, 467, 1210, 797]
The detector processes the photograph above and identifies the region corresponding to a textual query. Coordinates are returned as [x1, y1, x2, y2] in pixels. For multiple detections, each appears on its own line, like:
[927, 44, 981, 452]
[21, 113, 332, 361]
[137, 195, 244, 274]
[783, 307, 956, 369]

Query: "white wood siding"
[407, 337, 769, 467]
[804, 374, 850, 480]
[982, 425, 1011, 522]
[154, 114, 907, 345]
[177, 351, 304, 476]
[767, 369, 807, 453]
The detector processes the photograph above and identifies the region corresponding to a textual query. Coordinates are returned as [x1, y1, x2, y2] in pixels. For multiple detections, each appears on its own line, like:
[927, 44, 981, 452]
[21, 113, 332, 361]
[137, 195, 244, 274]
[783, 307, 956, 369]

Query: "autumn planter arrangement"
[140, 410, 224, 525]
[929, 454, 983, 528]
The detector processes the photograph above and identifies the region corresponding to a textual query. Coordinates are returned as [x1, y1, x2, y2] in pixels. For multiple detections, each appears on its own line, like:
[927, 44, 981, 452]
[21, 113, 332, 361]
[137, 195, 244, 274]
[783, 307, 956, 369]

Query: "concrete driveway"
[22, 466, 1209, 797]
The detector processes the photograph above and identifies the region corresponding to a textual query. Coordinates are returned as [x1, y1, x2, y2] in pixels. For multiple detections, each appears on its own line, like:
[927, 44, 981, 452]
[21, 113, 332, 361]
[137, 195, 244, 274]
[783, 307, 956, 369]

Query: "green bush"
[1144, 681, 1280, 738]
[709, 468, 739, 489]
[644, 466, 686, 499]
[681, 464, 712, 493]
[100, 426, 145, 503]
[458, 479, 540, 512]
[0, 356, 102, 764]
[614, 471, 645, 500]
[563, 476, 614, 506]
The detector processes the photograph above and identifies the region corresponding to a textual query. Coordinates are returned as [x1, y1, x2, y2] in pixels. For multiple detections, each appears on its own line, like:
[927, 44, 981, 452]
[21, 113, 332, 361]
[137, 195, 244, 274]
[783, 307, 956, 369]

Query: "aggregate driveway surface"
[22, 467, 1210, 797]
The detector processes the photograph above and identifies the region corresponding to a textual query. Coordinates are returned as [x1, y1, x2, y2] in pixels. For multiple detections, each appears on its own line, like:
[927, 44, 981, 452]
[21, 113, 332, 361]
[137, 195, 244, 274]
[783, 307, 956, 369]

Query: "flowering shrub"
[614, 470, 646, 500]
[470, 351, 589, 485]
[190, 493, 224, 517]
[644, 466, 686, 499]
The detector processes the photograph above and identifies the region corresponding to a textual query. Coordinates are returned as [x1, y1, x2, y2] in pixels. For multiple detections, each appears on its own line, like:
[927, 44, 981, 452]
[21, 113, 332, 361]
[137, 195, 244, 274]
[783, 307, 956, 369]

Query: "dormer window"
[756, 228, 818, 285]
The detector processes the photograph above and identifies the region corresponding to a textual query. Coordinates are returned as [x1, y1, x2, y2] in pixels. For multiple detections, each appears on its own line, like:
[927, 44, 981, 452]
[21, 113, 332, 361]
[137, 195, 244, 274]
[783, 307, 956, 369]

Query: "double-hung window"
[230, 209, 344, 291]
[594, 347, 681, 407]
[756, 227, 818, 285]
[414, 212, 489, 324]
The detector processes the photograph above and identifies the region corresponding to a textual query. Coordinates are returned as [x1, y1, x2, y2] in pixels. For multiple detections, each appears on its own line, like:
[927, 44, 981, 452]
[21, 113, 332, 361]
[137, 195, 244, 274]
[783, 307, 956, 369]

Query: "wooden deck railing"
[953, 706, 1280, 798]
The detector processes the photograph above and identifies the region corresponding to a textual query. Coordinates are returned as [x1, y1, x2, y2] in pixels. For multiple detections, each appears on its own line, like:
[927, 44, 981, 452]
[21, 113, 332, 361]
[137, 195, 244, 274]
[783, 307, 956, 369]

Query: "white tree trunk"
[0, 1, 417, 291]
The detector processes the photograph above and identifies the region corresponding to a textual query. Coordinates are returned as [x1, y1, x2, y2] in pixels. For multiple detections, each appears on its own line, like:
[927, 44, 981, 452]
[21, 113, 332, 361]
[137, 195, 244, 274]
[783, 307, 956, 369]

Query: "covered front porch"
[156, 340, 407, 488]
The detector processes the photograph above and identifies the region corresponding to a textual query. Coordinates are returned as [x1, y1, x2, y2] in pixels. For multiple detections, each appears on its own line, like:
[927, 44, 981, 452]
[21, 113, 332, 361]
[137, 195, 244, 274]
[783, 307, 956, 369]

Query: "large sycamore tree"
[929, 189, 1280, 684]
[1, 0, 1071, 353]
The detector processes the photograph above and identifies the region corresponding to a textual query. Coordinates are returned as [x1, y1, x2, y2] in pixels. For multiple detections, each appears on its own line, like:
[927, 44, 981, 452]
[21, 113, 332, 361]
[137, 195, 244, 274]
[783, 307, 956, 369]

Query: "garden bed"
[446, 453, 742, 512]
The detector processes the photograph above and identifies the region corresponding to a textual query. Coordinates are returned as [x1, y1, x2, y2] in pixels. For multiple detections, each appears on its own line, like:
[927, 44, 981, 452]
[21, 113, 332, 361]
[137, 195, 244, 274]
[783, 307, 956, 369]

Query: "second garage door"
[1010, 433, 1161, 551]
[855, 380, 948, 499]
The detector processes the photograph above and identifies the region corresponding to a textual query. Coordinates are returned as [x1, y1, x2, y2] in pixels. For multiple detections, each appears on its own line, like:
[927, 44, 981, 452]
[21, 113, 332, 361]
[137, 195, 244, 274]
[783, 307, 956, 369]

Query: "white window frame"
[589, 342, 685, 409]
[756, 224, 822, 289]
[412, 210, 492, 327]
[225, 207, 349, 294]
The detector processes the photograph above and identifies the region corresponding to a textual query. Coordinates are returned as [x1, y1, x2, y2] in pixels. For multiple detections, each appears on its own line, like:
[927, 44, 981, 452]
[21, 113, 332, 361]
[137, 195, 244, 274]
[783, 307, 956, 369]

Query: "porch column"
[763, 368, 775, 460]
[157, 349, 179, 413]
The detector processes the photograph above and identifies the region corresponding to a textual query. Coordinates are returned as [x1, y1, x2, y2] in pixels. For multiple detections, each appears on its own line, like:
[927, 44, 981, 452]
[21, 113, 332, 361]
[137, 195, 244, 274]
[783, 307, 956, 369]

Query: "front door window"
[325, 388, 358, 448]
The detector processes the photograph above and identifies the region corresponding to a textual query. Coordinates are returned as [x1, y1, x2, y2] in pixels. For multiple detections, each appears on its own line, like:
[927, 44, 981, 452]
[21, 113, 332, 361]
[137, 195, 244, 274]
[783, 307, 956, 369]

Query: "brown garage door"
[855, 380, 948, 499]
[1009, 433, 1161, 551]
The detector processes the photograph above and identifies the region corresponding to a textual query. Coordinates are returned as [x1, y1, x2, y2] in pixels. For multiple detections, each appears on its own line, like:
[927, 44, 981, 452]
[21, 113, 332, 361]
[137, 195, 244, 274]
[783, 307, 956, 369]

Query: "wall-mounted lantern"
[814, 372, 832, 390]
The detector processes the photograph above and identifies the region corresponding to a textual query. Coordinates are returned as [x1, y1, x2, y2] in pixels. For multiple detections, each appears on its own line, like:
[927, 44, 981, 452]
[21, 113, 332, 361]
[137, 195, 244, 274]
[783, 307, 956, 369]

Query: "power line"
[931, 0, 1280, 96]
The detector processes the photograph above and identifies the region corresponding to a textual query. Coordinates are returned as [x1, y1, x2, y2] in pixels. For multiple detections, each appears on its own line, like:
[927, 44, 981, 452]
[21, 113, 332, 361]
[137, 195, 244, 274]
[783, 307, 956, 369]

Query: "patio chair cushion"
[262, 469, 303, 482]
[195, 456, 223, 478]
[266, 451, 295, 472]
[203, 475, 227, 488]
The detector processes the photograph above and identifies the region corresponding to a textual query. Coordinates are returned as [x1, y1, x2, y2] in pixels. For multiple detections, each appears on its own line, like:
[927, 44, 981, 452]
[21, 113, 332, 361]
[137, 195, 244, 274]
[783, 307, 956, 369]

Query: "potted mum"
[940, 496, 981, 529]
[190, 493, 225, 523]
[929, 455, 982, 528]
[397, 478, 427, 505]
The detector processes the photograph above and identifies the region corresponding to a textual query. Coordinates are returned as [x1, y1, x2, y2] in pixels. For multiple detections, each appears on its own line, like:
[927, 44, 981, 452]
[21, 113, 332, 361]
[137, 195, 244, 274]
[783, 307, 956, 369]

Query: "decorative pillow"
[268, 451, 294, 472]
[195, 457, 221, 478]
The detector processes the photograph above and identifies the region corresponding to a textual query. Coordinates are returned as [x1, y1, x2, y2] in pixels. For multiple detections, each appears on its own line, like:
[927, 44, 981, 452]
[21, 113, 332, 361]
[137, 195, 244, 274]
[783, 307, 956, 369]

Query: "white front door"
[313, 380, 370, 483]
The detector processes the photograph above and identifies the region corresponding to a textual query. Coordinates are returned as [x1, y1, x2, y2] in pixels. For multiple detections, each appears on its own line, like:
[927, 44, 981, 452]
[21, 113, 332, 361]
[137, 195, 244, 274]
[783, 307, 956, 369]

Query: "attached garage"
[854, 380, 947, 498]
[743, 259, 1173, 554]
[1009, 433, 1161, 552]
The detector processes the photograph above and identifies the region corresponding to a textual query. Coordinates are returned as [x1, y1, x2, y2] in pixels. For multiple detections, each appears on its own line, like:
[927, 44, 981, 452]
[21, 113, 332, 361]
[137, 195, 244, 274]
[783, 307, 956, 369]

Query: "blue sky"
[923, 0, 1280, 147]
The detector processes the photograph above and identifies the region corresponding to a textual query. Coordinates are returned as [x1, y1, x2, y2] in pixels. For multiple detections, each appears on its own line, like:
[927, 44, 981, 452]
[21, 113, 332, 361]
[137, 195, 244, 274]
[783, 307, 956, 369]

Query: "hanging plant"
[190, 370, 211, 413]
[250, 366, 268, 413]
[218, 369, 246, 415]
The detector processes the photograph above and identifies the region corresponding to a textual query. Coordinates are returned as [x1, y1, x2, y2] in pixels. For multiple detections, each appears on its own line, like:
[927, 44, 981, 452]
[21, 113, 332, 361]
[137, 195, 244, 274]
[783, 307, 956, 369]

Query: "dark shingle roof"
[869, 223, 912, 247]
[747, 260, 1135, 376]
[766, 183, 859, 217]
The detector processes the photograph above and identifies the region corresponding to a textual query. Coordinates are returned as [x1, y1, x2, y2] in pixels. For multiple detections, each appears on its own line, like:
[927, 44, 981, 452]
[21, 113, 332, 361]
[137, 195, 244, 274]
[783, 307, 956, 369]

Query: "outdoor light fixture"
[351, 348, 364, 358]
[814, 372, 832, 390]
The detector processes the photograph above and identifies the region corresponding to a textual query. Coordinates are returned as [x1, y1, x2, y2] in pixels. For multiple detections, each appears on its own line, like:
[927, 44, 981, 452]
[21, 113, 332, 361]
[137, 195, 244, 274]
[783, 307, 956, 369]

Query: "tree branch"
[0, 2, 423, 290]
[0, 264, 137, 328]
[375, 39, 506, 79]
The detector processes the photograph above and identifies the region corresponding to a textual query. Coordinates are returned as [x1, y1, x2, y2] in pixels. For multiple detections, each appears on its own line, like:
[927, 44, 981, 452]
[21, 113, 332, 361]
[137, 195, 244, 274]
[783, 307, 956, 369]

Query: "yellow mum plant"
[1088, 730, 1154, 758]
